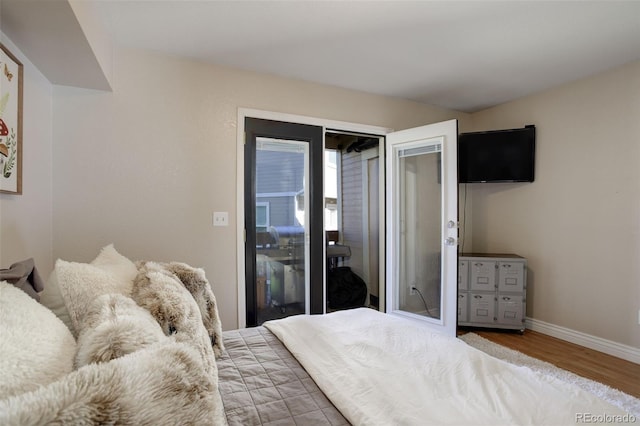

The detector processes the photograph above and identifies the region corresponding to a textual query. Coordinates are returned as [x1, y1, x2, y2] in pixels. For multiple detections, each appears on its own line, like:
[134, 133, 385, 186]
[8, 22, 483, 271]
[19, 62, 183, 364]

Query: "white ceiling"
[20, 1, 640, 112]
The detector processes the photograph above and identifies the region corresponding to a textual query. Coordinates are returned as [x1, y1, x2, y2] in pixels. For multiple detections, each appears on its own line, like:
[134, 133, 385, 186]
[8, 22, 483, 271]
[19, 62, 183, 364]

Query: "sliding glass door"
[244, 118, 323, 326]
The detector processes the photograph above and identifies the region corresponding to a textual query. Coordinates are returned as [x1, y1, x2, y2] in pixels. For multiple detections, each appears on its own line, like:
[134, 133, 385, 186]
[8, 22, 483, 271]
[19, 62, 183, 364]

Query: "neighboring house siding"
[340, 150, 364, 280]
[257, 196, 296, 227]
[256, 150, 304, 228]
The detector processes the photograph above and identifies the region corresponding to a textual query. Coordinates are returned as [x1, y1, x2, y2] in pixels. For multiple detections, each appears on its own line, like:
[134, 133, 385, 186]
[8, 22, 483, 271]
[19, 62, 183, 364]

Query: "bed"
[0, 245, 635, 425]
[221, 309, 634, 426]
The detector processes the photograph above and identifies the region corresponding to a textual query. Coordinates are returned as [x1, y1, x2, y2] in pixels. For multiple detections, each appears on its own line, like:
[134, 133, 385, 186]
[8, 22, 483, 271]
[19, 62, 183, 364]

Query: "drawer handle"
[502, 264, 511, 268]
[474, 295, 482, 299]
[474, 263, 483, 267]
[502, 297, 511, 301]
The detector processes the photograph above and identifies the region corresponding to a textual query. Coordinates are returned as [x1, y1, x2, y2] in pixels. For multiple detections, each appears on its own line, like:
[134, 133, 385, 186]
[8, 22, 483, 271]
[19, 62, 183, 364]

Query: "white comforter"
[264, 308, 629, 426]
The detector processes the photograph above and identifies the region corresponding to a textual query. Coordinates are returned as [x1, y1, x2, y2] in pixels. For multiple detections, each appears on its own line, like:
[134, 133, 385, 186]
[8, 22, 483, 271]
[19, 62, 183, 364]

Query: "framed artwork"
[0, 44, 23, 194]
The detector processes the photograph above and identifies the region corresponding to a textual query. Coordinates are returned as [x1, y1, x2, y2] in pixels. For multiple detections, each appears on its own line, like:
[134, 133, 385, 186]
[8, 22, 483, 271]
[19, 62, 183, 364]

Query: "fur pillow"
[55, 260, 131, 335]
[52, 245, 138, 336]
[40, 244, 138, 337]
[0, 281, 76, 399]
[91, 244, 138, 284]
[39, 270, 74, 333]
[75, 293, 166, 368]
[0, 342, 226, 425]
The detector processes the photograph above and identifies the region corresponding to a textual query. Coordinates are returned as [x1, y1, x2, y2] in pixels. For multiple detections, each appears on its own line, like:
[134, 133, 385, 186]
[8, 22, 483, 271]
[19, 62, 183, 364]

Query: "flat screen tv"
[458, 125, 535, 183]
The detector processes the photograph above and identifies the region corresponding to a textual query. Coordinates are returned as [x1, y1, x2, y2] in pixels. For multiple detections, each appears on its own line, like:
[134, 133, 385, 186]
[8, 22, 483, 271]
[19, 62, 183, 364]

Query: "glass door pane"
[255, 137, 309, 325]
[398, 145, 442, 319]
[245, 118, 323, 327]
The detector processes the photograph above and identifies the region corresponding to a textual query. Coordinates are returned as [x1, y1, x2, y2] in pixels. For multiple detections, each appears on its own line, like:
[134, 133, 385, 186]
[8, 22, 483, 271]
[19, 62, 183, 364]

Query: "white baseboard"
[525, 317, 640, 365]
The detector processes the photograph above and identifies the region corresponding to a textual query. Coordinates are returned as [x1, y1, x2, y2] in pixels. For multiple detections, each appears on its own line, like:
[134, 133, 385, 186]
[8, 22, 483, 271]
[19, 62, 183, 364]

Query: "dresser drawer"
[469, 260, 496, 291]
[469, 292, 495, 324]
[497, 261, 525, 293]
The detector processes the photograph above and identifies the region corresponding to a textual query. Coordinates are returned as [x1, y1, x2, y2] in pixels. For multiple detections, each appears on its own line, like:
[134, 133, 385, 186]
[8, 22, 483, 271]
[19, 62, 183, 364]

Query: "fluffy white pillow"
[56, 260, 130, 334]
[39, 270, 74, 334]
[40, 244, 138, 337]
[49, 245, 138, 335]
[0, 281, 77, 399]
[90, 244, 138, 284]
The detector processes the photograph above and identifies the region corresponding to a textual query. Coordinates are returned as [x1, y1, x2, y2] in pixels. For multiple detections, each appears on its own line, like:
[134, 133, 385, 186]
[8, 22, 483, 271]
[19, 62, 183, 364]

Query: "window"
[325, 149, 338, 231]
[256, 202, 269, 232]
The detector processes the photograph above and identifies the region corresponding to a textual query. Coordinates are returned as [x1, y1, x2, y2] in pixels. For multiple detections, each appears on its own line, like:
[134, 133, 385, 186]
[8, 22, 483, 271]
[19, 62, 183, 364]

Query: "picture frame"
[0, 43, 23, 194]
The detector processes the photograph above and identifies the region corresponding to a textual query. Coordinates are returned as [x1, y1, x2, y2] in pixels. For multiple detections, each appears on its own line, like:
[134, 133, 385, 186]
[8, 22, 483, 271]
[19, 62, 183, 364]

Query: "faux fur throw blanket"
[74, 293, 167, 368]
[136, 261, 225, 358]
[0, 260, 228, 425]
[132, 262, 218, 377]
[0, 342, 225, 425]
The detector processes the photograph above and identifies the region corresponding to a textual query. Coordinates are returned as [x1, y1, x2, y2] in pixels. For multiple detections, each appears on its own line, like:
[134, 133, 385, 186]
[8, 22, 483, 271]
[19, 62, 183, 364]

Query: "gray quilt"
[218, 326, 349, 426]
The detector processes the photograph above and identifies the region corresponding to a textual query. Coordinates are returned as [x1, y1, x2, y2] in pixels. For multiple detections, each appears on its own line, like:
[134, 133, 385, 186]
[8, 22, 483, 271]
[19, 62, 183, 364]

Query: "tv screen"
[458, 126, 535, 183]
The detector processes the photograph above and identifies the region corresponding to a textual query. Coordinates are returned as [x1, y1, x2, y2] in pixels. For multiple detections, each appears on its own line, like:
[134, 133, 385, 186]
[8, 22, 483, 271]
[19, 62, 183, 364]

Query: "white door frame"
[237, 108, 391, 328]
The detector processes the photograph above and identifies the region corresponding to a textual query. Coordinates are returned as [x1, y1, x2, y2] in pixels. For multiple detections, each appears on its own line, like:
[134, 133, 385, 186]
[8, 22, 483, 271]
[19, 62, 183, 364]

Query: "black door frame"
[244, 118, 324, 326]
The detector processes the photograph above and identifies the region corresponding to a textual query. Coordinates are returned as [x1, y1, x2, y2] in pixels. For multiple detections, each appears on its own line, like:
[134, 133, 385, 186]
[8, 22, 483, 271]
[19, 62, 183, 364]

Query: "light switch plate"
[213, 211, 228, 227]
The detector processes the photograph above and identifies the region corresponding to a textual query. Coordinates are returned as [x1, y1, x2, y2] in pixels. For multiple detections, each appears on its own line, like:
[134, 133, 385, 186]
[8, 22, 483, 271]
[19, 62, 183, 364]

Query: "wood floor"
[460, 328, 640, 399]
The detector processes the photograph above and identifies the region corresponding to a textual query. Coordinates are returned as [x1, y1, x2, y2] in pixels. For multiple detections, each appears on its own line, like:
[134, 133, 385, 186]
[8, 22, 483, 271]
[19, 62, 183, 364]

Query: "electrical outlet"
[410, 286, 417, 296]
